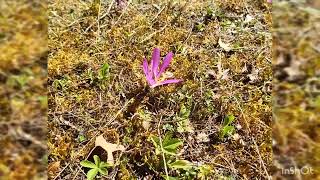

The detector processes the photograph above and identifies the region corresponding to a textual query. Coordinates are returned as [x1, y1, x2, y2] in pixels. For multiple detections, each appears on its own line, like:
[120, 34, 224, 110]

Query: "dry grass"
[0, 0, 47, 179]
[272, 1, 320, 179]
[47, 0, 272, 179]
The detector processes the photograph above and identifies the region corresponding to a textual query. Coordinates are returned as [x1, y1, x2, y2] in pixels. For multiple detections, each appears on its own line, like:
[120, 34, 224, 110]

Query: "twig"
[157, 116, 169, 179]
[100, 0, 115, 20]
[114, 0, 132, 26]
[140, 25, 168, 43]
[96, 0, 102, 43]
[53, 163, 70, 180]
[151, 5, 166, 22]
[11, 127, 46, 150]
[85, 0, 115, 32]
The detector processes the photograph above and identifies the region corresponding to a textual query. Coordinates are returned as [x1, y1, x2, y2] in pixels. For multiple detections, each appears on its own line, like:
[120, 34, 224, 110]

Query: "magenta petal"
[151, 79, 182, 88]
[151, 48, 160, 77]
[142, 58, 149, 76]
[147, 76, 156, 86]
[143, 58, 156, 86]
[157, 52, 173, 78]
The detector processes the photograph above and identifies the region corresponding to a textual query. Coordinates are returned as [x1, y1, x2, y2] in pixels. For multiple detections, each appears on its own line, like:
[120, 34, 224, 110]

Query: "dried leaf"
[284, 60, 304, 81]
[95, 135, 125, 164]
[218, 38, 232, 52]
[221, 69, 230, 80]
[248, 68, 260, 83]
[217, 62, 230, 80]
[48, 161, 60, 177]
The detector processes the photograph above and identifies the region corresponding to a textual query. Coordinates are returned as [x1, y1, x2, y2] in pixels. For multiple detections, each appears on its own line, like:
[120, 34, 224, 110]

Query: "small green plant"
[37, 96, 48, 109]
[52, 76, 70, 91]
[176, 104, 193, 133]
[195, 23, 205, 32]
[219, 115, 236, 138]
[204, 90, 216, 113]
[150, 133, 183, 155]
[150, 134, 213, 179]
[78, 133, 86, 143]
[84, 68, 95, 84]
[6, 74, 30, 89]
[198, 165, 213, 180]
[97, 63, 110, 89]
[98, 63, 110, 81]
[80, 155, 112, 180]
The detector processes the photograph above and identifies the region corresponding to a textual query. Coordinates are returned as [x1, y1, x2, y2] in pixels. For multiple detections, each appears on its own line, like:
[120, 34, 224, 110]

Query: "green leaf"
[161, 175, 179, 180]
[198, 165, 213, 178]
[150, 135, 162, 155]
[163, 138, 183, 150]
[37, 96, 48, 109]
[177, 104, 193, 133]
[169, 160, 193, 170]
[179, 104, 190, 119]
[195, 23, 205, 31]
[177, 119, 193, 133]
[80, 160, 97, 169]
[87, 168, 99, 180]
[220, 125, 235, 138]
[223, 115, 235, 126]
[98, 63, 110, 80]
[163, 134, 183, 151]
[98, 167, 108, 175]
[100, 162, 113, 168]
[150, 134, 183, 155]
[78, 134, 86, 142]
[150, 135, 160, 148]
[93, 155, 100, 166]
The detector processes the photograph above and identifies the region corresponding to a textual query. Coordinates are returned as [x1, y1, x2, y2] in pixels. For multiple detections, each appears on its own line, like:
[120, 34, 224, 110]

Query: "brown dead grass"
[0, 0, 47, 179]
[272, 1, 320, 179]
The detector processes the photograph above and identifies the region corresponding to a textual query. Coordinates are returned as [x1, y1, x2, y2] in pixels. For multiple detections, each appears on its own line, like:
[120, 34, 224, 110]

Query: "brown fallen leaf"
[247, 68, 260, 83]
[48, 161, 60, 178]
[283, 60, 305, 81]
[95, 135, 125, 164]
[218, 38, 232, 52]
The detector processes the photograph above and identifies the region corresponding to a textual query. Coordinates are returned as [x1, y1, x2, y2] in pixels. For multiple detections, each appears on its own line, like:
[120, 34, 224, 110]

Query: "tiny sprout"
[80, 155, 112, 180]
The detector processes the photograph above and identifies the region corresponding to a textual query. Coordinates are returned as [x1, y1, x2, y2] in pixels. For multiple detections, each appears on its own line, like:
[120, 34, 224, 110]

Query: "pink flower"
[267, 0, 272, 3]
[142, 48, 182, 88]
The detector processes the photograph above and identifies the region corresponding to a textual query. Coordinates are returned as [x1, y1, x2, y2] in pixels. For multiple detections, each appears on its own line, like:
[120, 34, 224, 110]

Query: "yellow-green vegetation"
[48, 0, 272, 179]
[0, 0, 47, 179]
[272, 1, 320, 179]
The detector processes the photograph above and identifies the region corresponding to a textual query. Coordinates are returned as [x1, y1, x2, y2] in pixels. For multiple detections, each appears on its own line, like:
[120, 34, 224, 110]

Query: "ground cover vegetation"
[272, 1, 320, 179]
[0, 0, 47, 179]
[48, 0, 273, 179]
